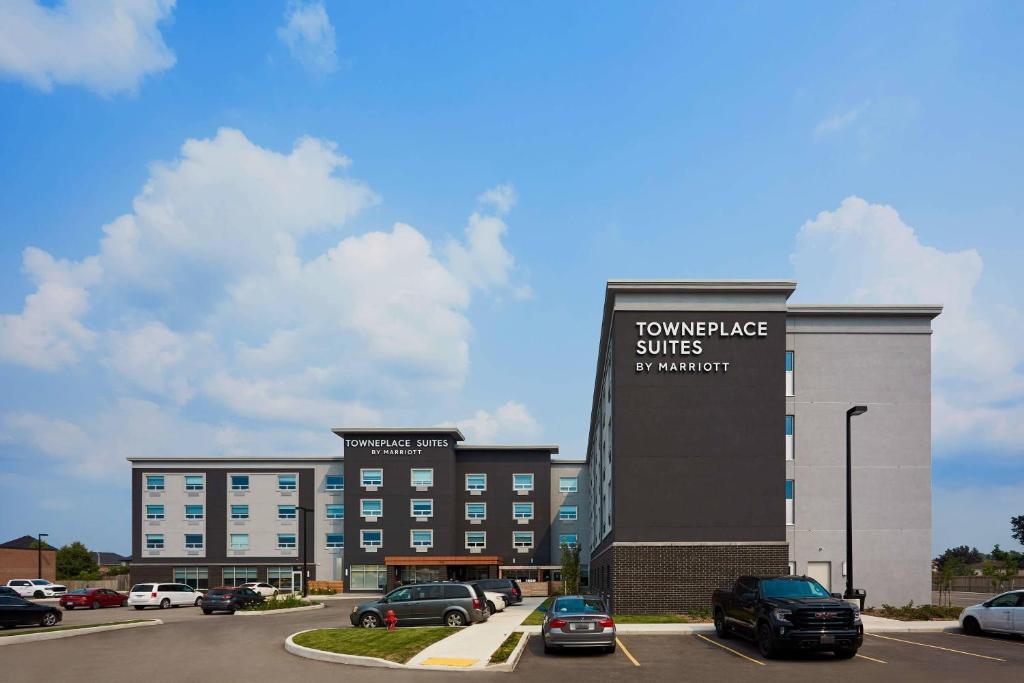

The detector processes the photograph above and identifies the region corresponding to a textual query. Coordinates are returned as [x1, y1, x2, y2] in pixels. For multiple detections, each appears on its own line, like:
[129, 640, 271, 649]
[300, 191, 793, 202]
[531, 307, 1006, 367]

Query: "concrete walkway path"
[407, 597, 544, 670]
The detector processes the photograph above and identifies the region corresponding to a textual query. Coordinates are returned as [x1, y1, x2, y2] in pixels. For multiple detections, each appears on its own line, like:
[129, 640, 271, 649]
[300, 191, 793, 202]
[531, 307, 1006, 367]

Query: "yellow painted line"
[694, 633, 766, 666]
[866, 633, 1006, 661]
[616, 637, 640, 666]
[419, 657, 478, 667]
[856, 653, 887, 664]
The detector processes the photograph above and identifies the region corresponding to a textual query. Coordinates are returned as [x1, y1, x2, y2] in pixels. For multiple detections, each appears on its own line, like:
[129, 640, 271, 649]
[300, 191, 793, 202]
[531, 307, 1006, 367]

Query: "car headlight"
[772, 608, 793, 622]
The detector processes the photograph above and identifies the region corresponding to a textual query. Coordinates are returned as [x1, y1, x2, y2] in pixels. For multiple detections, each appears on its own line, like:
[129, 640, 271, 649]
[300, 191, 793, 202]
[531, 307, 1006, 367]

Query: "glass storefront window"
[267, 566, 294, 591]
[351, 564, 387, 591]
[399, 566, 441, 584]
[222, 566, 258, 587]
[173, 566, 208, 590]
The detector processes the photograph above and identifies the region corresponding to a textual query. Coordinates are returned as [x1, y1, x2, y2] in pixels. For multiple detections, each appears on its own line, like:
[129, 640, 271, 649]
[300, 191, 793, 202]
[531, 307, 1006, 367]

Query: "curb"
[520, 623, 716, 635]
[487, 632, 530, 673]
[0, 619, 162, 646]
[237, 603, 324, 616]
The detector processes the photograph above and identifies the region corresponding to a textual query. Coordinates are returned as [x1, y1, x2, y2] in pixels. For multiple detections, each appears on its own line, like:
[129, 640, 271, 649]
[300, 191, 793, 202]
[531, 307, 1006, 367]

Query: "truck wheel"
[834, 646, 857, 659]
[713, 608, 731, 639]
[756, 622, 780, 659]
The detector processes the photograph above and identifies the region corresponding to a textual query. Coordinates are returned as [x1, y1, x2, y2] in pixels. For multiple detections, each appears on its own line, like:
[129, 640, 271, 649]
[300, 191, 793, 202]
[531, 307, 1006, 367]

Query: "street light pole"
[37, 533, 48, 579]
[297, 506, 312, 597]
[845, 405, 867, 604]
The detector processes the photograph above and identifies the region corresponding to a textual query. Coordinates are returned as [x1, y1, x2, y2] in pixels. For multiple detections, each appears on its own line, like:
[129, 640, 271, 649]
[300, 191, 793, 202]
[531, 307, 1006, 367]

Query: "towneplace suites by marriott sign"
[344, 438, 451, 456]
[633, 319, 769, 374]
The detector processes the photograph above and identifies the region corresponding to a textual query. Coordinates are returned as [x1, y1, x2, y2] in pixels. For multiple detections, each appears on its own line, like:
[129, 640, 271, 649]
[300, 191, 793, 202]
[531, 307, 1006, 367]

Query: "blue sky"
[0, 1, 1022, 557]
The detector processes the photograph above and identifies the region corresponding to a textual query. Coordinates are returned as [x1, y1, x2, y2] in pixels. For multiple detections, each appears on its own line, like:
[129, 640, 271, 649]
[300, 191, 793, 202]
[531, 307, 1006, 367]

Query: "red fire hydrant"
[385, 609, 398, 631]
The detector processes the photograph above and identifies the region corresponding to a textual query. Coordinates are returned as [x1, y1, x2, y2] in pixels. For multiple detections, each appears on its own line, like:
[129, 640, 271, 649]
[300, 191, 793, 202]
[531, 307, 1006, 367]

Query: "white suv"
[6, 579, 67, 598]
[128, 583, 203, 609]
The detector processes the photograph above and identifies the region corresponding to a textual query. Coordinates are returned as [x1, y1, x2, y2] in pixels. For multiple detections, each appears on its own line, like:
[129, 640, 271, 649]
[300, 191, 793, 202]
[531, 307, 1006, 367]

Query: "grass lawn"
[521, 598, 711, 625]
[292, 627, 460, 664]
[521, 598, 552, 625]
[0, 620, 151, 637]
[489, 631, 524, 663]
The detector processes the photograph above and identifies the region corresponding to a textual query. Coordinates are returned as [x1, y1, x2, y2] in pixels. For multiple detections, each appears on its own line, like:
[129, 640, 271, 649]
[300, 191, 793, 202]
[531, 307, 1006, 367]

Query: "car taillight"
[513, 588, 521, 596]
[550, 618, 567, 628]
[472, 598, 481, 610]
[151, 592, 157, 598]
[598, 617, 615, 628]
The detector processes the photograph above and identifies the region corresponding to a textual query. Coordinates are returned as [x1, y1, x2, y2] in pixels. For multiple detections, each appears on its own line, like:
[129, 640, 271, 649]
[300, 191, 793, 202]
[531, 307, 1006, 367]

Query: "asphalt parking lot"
[4, 604, 1024, 683]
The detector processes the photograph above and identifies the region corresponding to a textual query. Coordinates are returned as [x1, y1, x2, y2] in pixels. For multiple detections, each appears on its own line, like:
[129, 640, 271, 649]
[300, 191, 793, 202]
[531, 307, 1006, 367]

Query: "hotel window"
[465, 531, 486, 549]
[230, 504, 249, 520]
[223, 566, 257, 587]
[466, 502, 486, 520]
[513, 531, 534, 549]
[559, 505, 578, 521]
[184, 475, 204, 491]
[266, 567, 293, 590]
[411, 529, 434, 549]
[513, 473, 534, 492]
[558, 534, 578, 548]
[513, 502, 534, 520]
[184, 534, 203, 550]
[785, 415, 795, 461]
[326, 533, 344, 549]
[360, 530, 383, 549]
[146, 475, 164, 491]
[361, 499, 383, 518]
[361, 468, 383, 487]
[466, 473, 487, 491]
[350, 564, 387, 590]
[278, 505, 297, 520]
[145, 504, 164, 520]
[411, 499, 434, 518]
[326, 504, 344, 520]
[146, 534, 164, 549]
[411, 468, 434, 488]
[786, 479, 795, 525]
[785, 351, 795, 396]
[184, 505, 204, 520]
[278, 533, 297, 550]
[230, 475, 249, 491]
[278, 474, 297, 491]
[230, 533, 249, 550]
[174, 566, 208, 590]
[325, 474, 344, 491]
[559, 477, 578, 493]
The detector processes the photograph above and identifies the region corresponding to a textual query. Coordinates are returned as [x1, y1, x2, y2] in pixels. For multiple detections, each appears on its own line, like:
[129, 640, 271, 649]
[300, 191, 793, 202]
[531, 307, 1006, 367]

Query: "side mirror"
[831, 593, 843, 599]
[982, 601, 992, 608]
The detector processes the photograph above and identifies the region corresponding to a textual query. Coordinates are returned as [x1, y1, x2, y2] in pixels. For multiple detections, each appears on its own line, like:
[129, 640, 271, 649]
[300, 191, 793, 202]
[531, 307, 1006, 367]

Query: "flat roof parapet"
[332, 427, 466, 441]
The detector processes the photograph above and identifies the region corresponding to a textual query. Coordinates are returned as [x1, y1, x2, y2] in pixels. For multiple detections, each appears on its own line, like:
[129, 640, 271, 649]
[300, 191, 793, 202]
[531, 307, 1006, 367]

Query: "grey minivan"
[350, 582, 489, 628]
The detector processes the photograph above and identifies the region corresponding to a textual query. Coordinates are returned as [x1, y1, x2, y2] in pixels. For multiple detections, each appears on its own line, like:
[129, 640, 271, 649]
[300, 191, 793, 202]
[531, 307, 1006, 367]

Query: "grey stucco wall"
[786, 314, 933, 607]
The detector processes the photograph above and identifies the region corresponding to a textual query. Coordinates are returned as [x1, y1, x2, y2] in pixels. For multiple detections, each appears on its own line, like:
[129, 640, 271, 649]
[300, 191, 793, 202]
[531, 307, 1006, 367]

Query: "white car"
[240, 582, 280, 598]
[959, 589, 1024, 635]
[6, 579, 67, 598]
[128, 583, 204, 609]
[483, 590, 507, 615]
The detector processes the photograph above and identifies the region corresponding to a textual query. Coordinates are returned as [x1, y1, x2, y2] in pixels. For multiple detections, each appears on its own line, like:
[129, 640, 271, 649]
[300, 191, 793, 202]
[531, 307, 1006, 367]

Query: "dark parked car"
[350, 582, 489, 628]
[0, 595, 63, 629]
[0, 586, 19, 597]
[470, 578, 523, 606]
[60, 588, 127, 610]
[711, 575, 862, 659]
[201, 587, 264, 614]
[542, 595, 616, 654]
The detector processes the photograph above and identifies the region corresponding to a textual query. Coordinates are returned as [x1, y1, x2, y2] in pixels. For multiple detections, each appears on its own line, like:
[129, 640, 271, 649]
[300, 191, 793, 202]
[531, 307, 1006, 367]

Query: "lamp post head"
[847, 405, 868, 417]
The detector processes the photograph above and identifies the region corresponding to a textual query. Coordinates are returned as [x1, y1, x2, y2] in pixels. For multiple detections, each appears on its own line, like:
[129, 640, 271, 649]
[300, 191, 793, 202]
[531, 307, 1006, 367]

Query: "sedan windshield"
[552, 597, 606, 613]
[760, 579, 830, 599]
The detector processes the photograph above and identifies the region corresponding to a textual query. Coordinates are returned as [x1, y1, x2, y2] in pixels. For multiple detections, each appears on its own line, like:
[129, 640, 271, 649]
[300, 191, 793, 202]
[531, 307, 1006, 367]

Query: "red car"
[60, 588, 127, 610]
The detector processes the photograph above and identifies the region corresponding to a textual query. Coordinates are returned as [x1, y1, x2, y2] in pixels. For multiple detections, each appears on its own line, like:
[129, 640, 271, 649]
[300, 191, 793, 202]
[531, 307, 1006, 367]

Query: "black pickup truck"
[711, 575, 862, 659]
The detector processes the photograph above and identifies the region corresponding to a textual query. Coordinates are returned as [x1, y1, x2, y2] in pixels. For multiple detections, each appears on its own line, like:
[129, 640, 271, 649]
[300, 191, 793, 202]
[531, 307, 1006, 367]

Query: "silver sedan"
[541, 595, 616, 654]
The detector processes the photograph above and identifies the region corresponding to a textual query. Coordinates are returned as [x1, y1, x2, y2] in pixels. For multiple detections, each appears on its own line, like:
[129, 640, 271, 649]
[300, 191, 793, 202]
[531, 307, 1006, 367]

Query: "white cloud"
[0, 0, 176, 96]
[814, 102, 869, 139]
[791, 196, 1024, 456]
[478, 183, 517, 214]
[446, 184, 526, 296]
[0, 128, 530, 471]
[448, 401, 542, 444]
[277, 0, 338, 75]
[0, 248, 102, 370]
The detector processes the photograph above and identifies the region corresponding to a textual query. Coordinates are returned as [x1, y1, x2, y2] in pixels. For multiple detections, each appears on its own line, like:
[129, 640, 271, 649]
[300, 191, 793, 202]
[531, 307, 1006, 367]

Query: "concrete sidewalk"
[406, 597, 544, 670]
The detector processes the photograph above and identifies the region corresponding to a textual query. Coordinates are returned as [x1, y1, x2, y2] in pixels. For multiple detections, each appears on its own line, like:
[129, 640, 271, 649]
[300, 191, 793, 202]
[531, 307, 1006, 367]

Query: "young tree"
[56, 542, 100, 580]
[1011, 515, 1024, 546]
[934, 545, 982, 572]
[559, 542, 581, 595]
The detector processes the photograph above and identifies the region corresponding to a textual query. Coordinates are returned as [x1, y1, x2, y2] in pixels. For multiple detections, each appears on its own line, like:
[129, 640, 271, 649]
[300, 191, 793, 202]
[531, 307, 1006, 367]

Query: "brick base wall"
[594, 543, 789, 614]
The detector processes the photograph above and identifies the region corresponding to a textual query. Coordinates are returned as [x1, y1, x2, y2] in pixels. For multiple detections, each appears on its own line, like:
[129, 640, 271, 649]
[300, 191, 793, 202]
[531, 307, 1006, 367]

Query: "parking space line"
[866, 633, 1006, 661]
[694, 634, 766, 666]
[616, 637, 640, 666]
[856, 653, 887, 664]
[943, 632, 1024, 647]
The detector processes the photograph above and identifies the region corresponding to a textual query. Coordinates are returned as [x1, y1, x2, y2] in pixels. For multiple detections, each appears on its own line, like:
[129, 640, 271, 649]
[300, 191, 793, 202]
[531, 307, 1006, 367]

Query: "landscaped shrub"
[863, 601, 962, 620]
[243, 594, 315, 611]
